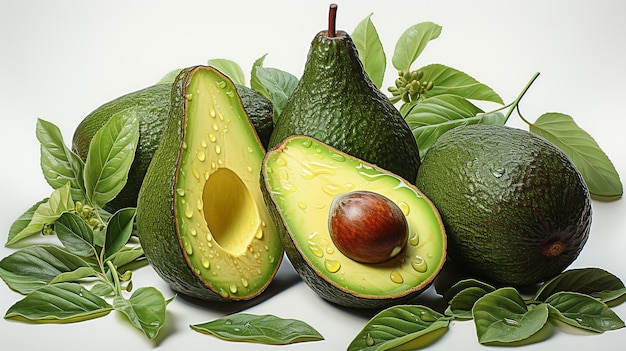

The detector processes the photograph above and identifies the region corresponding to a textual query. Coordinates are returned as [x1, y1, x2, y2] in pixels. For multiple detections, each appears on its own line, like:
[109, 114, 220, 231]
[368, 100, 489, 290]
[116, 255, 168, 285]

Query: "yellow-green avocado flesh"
[262, 136, 446, 308]
[136, 66, 282, 301]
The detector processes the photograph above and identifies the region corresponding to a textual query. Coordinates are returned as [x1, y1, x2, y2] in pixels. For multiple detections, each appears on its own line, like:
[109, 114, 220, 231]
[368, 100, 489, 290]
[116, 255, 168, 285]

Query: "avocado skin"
[135, 66, 214, 300]
[72, 82, 273, 212]
[415, 124, 591, 286]
[72, 83, 171, 212]
[269, 30, 420, 184]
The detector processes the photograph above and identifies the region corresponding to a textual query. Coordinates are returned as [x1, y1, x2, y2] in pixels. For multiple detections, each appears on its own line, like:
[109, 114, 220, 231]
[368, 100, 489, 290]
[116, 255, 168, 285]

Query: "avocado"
[71, 81, 273, 212]
[136, 66, 282, 301]
[262, 135, 446, 308]
[415, 124, 592, 286]
[267, 6, 420, 183]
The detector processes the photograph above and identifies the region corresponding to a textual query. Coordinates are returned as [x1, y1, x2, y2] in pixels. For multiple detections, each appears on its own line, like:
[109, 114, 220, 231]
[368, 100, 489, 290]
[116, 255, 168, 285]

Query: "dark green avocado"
[415, 124, 592, 286]
[268, 26, 420, 184]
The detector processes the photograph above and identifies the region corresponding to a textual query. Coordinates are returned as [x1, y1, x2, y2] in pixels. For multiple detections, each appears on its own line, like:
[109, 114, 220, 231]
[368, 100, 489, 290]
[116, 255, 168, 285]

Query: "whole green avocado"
[415, 124, 592, 286]
[268, 5, 420, 183]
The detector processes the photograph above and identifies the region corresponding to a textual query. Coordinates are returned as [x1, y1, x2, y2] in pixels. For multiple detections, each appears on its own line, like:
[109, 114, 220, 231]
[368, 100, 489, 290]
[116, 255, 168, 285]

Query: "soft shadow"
[174, 256, 302, 314]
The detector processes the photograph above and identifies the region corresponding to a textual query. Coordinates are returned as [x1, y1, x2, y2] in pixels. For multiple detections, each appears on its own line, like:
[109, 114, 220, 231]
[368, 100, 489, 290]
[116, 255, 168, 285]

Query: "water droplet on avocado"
[201, 257, 210, 268]
[196, 198, 203, 211]
[398, 201, 410, 216]
[212, 123, 219, 131]
[390, 270, 404, 284]
[411, 256, 428, 273]
[209, 133, 216, 142]
[229, 284, 238, 294]
[189, 228, 197, 236]
[409, 232, 419, 246]
[301, 139, 312, 148]
[492, 167, 505, 178]
[216, 80, 226, 89]
[184, 202, 193, 218]
[176, 188, 185, 196]
[201, 140, 207, 148]
[330, 153, 346, 162]
[185, 93, 193, 100]
[214, 145, 221, 154]
[321, 184, 342, 196]
[183, 239, 193, 255]
[324, 259, 341, 272]
[197, 151, 206, 161]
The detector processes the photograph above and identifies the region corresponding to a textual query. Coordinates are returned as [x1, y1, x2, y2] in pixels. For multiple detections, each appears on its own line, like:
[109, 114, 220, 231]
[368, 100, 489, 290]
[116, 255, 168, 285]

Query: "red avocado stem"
[328, 3, 338, 37]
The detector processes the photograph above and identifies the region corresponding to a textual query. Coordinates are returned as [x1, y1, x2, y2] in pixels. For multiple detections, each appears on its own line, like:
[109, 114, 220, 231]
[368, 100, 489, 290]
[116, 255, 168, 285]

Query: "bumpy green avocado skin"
[415, 124, 592, 286]
[72, 82, 273, 212]
[268, 30, 420, 183]
[72, 83, 172, 212]
[135, 67, 210, 299]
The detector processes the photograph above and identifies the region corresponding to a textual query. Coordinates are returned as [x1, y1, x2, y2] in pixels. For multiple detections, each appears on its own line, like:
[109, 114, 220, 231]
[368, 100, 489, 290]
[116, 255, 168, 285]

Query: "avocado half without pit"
[262, 136, 447, 309]
[136, 65, 283, 301]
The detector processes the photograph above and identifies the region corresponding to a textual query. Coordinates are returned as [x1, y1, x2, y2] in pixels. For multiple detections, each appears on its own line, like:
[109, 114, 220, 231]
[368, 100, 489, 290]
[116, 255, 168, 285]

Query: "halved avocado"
[136, 66, 282, 301]
[261, 136, 446, 308]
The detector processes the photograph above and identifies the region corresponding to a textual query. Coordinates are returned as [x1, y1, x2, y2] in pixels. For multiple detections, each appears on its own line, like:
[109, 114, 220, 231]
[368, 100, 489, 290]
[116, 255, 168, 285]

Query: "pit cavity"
[202, 167, 261, 255]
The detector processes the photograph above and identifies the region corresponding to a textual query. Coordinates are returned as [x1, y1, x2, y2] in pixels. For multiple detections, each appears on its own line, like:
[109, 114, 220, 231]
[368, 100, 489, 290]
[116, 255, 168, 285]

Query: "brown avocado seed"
[328, 191, 408, 264]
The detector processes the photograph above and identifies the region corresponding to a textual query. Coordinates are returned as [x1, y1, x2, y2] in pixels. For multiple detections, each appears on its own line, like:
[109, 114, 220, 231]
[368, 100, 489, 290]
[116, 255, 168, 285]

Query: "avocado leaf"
[352, 13, 386, 89]
[529, 112, 623, 201]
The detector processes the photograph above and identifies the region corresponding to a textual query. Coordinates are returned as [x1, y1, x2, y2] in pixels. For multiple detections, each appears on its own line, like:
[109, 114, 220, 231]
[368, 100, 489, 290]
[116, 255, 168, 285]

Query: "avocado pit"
[329, 191, 408, 264]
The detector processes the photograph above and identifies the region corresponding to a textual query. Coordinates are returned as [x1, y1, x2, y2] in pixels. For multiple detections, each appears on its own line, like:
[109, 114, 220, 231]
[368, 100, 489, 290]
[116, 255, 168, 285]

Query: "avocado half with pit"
[261, 136, 446, 308]
[136, 66, 282, 301]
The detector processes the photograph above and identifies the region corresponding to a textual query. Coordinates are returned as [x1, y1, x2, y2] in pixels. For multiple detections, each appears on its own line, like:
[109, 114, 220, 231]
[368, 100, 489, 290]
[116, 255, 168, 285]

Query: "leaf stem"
[107, 260, 123, 296]
[503, 72, 541, 124]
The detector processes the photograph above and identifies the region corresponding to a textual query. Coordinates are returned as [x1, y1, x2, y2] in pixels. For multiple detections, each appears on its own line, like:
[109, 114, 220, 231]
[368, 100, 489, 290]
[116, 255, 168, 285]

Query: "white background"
[1, 0, 625, 350]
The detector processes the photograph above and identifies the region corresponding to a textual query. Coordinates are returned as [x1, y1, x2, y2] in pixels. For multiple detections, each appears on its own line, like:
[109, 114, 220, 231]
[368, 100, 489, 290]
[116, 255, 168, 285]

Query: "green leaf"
[55, 212, 95, 257]
[6, 199, 47, 246]
[6, 183, 74, 246]
[36, 118, 86, 203]
[207, 58, 245, 86]
[90, 281, 115, 297]
[250, 53, 268, 96]
[593, 287, 626, 306]
[420, 64, 504, 104]
[347, 305, 449, 351]
[442, 278, 496, 302]
[104, 208, 136, 259]
[4, 282, 112, 323]
[447, 287, 493, 320]
[191, 313, 324, 345]
[49, 266, 96, 284]
[392, 22, 442, 72]
[0, 245, 92, 294]
[113, 287, 168, 339]
[157, 68, 182, 84]
[84, 107, 139, 208]
[533, 267, 625, 302]
[403, 94, 505, 156]
[473, 288, 549, 345]
[253, 66, 298, 120]
[108, 245, 145, 271]
[546, 291, 625, 332]
[529, 112, 623, 200]
[352, 13, 386, 88]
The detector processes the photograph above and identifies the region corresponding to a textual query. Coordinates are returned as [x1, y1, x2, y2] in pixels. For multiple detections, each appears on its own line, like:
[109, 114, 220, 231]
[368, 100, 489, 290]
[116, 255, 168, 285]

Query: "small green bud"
[426, 81, 434, 91]
[75, 201, 83, 213]
[120, 270, 132, 282]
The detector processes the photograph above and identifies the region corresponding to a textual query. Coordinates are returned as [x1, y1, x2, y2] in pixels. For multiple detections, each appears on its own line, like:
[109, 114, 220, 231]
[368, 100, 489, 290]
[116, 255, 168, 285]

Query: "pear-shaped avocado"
[268, 5, 420, 184]
[262, 135, 446, 308]
[72, 81, 273, 212]
[416, 124, 592, 286]
[136, 66, 282, 301]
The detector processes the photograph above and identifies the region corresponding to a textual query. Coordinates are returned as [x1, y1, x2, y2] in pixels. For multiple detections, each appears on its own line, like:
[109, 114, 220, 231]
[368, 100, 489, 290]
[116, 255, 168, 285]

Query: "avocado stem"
[328, 3, 338, 37]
